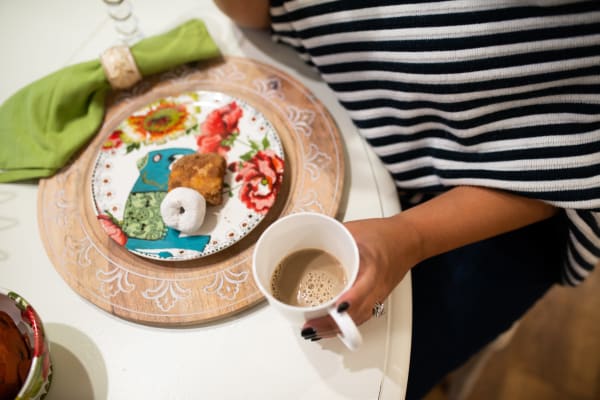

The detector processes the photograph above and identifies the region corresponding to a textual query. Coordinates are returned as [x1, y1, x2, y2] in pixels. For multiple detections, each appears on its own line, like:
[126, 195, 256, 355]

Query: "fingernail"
[301, 327, 316, 338]
[337, 301, 350, 313]
[310, 336, 322, 341]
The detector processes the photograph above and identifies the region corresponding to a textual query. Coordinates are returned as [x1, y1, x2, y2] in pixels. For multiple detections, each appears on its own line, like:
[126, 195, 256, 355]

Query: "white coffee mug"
[252, 212, 363, 351]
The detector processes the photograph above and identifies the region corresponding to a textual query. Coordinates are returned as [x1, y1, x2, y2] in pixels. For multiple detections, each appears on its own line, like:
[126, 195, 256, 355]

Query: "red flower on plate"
[102, 130, 124, 150]
[231, 150, 284, 214]
[97, 214, 127, 246]
[197, 102, 243, 155]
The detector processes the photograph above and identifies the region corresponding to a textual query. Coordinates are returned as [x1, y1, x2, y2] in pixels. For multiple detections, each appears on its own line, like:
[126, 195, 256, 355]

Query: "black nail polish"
[301, 327, 316, 337]
[337, 301, 350, 313]
[310, 336, 322, 341]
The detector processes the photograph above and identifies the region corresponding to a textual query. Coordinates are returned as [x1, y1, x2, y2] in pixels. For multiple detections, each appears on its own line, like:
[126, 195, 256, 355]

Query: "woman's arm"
[400, 185, 558, 263]
[213, 0, 271, 29]
[305, 186, 557, 337]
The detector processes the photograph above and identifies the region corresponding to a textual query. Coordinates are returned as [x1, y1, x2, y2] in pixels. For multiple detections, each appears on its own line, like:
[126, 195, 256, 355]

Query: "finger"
[301, 259, 385, 340]
[303, 276, 380, 342]
[334, 268, 381, 326]
[302, 315, 337, 339]
[300, 300, 358, 339]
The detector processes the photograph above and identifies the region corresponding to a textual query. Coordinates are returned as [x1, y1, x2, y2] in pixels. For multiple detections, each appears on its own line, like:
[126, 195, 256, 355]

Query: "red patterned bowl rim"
[0, 287, 48, 396]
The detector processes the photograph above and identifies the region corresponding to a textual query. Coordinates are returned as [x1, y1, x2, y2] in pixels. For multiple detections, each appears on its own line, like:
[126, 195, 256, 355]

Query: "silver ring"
[372, 301, 385, 318]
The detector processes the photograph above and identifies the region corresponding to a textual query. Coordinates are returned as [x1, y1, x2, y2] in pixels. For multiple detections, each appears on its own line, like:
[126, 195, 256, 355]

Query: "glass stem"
[103, 0, 143, 45]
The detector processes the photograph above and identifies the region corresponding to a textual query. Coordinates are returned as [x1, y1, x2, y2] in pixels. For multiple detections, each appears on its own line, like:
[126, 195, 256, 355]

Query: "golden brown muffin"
[168, 152, 227, 206]
[0, 311, 32, 399]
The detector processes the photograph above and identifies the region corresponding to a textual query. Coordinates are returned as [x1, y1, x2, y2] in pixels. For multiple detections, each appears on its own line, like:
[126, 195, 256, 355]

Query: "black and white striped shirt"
[269, 0, 600, 285]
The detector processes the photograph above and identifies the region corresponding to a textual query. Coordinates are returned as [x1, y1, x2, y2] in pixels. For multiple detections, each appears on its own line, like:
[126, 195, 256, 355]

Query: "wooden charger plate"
[37, 56, 345, 326]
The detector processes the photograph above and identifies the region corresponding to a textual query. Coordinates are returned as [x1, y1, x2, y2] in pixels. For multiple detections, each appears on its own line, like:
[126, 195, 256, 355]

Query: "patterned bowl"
[0, 288, 52, 399]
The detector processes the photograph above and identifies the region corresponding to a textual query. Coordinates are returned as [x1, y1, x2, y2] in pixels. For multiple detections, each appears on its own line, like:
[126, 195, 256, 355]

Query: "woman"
[215, 1, 600, 398]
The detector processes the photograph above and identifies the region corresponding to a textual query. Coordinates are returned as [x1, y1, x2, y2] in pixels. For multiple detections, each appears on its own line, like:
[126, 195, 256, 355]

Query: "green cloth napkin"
[0, 19, 220, 183]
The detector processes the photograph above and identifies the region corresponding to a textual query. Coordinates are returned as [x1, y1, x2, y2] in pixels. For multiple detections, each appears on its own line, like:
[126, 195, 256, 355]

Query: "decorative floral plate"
[90, 90, 285, 261]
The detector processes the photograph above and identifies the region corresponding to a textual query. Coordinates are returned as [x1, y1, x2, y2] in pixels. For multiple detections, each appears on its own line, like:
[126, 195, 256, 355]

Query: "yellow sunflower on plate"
[128, 101, 194, 141]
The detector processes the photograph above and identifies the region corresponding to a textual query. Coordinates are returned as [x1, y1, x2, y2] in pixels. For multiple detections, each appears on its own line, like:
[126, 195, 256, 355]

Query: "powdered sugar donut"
[160, 187, 206, 234]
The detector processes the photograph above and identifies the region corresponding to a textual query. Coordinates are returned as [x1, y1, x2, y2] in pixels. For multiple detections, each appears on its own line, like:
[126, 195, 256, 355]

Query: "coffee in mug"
[252, 212, 363, 351]
[270, 248, 347, 307]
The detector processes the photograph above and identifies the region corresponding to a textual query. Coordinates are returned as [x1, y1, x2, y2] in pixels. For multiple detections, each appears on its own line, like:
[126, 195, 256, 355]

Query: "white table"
[0, 1, 412, 399]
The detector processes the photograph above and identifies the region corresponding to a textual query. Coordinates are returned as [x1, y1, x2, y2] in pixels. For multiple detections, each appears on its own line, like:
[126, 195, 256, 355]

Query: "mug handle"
[329, 307, 363, 351]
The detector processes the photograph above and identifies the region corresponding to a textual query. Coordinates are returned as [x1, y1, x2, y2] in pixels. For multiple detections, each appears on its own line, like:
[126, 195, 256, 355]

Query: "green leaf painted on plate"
[221, 132, 239, 147]
[240, 151, 254, 162]
[262, 136, 270, 149]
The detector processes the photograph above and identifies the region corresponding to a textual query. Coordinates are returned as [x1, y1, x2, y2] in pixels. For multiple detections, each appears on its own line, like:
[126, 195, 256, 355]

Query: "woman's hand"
[301, 215, 423, 340]
[301, 186, 557, 341]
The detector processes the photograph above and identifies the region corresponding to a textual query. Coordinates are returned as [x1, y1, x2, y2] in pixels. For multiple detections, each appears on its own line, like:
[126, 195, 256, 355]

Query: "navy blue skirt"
[406, 211, 567, 399]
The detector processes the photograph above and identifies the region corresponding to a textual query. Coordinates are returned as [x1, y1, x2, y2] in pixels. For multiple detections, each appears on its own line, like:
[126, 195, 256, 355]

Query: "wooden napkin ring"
[100, 45, 142, 90]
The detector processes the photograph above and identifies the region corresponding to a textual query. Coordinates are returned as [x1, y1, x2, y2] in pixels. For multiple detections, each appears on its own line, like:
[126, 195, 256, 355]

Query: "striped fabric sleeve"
[564, 210, 600, 285]
[269, 0, 600, 285]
